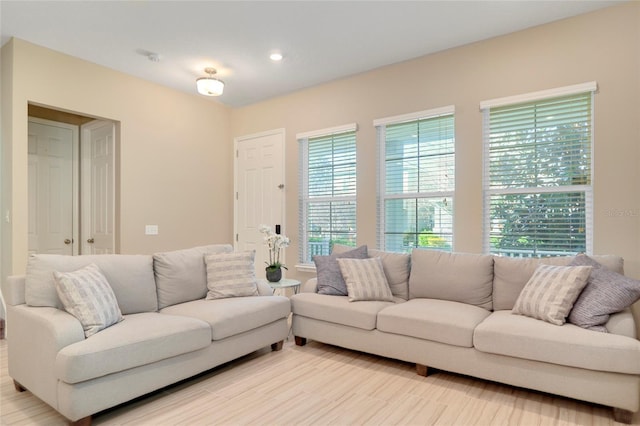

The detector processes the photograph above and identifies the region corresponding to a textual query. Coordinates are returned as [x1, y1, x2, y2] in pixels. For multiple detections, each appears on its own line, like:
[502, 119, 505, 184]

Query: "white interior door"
[81, 120, 116, 254]
[235, 129, 285, 278]
[28, 118, 78, 255]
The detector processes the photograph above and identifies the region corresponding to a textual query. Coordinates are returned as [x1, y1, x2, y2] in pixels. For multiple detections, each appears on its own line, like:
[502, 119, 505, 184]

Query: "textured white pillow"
[337, 257, 394, 302]
[54, 263, 123, 337]
[205, 251, 259, 299]
[512, 264, 592, 325]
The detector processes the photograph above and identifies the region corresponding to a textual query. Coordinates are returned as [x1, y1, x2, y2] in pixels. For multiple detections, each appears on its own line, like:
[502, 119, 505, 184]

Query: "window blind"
[299, 126, 357, 264]
[376, 107, 455, 253]
[483, 90, 594, 257]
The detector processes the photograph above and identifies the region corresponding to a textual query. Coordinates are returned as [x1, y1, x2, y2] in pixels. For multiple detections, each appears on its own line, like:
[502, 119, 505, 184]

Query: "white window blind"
[298, 125, 357, 264]
[482, 88, 595, 257]
[376, 107, 455, 253]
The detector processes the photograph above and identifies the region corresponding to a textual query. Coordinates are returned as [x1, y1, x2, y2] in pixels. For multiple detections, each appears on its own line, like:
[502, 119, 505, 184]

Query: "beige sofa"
[2, 245, 291, 425]
[291, 248, 640, 423]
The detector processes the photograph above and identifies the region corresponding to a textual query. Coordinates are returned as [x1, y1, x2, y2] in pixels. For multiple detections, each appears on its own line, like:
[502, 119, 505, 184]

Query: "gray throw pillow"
[568, 254, 640, 332]
[314, 245, 368, 295]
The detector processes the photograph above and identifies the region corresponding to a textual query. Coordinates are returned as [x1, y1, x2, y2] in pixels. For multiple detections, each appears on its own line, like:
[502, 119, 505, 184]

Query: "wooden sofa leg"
[294, 336, 307, 346]
[416, 364, 428, 377]
[14, 380, 26, 392]
[613, 408, 634, 424]
[271, 340, 284, 351]
[70, 415, 92, 426]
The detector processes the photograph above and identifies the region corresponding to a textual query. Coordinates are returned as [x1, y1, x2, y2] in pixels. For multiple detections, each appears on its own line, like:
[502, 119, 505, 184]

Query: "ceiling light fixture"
[196, 67, 224, 96]
[270, 52, 283, 62]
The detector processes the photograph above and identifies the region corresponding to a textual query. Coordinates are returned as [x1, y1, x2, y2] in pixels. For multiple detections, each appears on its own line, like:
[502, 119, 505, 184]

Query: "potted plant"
[259, 224, 290, 282]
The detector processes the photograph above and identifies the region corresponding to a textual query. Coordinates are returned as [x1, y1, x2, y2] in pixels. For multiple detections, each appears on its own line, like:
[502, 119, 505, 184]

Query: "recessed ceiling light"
[270, 52, 283, 62]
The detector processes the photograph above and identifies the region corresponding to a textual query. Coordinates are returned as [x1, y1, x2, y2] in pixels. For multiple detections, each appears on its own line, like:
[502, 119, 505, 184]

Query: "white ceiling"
[0, 1, 623, 107]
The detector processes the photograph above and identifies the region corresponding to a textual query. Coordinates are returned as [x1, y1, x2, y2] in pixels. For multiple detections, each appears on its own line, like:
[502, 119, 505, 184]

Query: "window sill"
[295, 263, 316, 274]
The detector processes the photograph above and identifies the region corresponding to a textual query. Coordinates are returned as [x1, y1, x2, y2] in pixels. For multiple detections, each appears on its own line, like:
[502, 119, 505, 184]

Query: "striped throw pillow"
[54, 263, 123, 338]
[337, 257, 394, 302]
[512, 264, 592, 325]
[205, 251, 259, 299]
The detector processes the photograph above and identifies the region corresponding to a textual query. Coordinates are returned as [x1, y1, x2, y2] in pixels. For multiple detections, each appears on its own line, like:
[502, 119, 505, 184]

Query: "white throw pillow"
[512, 264, 592, 325]
[337, 257, 394, 302]
[54, 263, 123, 337]
[205, 251, 259, 299]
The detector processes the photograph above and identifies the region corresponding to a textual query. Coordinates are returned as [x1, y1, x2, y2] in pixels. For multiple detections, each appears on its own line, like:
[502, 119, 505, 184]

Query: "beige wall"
[230, 3, 640, 283]
[1, 4, 638, 287]
[1, 39, 234, 277]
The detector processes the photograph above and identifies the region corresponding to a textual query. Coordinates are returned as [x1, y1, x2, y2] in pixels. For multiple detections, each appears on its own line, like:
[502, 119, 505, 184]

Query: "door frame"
[27, 117, 80, 255]
[233, 128, 286, 252]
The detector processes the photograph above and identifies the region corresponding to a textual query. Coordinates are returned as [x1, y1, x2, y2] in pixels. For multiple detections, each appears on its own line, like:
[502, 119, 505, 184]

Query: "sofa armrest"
[2, 275, 26, 306]
[300, 278, 318, 293]
[6, 303, 85, 408]
[606, 309, 637, 339]
[256, 280, 274, 296]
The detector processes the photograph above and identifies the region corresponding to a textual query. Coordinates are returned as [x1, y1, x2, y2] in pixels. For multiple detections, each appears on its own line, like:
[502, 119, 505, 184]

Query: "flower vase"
[266, 266, 282, 283]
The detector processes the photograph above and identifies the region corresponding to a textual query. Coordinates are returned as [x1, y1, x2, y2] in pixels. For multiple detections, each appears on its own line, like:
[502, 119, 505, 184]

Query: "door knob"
[87, 238, 95, 244]
[64, 239, 72, 245]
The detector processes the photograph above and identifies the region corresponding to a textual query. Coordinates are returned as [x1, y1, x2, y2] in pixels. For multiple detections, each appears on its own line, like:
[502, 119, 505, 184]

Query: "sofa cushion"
[474, 310, 640, 374]
[204, 251, 259, 300]
[314, 245, 368, 296]
[568, 254, 640, 332]
[154, 244, 233, 309]
[291, 292, 397, 330]
[337, 257, 394, 302]
[492, 255, 624, 311]
[160, 296, 290, 340]
[512, 264, 592, 326]
[26, 254, 157, 314]
[56, 312, 211, 384]
[54, 264, 124, 337]
[369, 249, 411, 300]
[409, 249, 494, 310]
[377, 299, 491, 348]
[333, 245, 411, 300]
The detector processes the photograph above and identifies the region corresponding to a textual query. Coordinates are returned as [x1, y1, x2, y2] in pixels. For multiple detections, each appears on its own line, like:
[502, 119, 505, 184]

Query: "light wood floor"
[1, 338, 638, 425]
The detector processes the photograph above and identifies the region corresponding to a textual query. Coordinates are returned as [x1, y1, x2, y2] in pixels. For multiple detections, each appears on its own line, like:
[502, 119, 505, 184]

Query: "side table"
[259, 278, 301, 296]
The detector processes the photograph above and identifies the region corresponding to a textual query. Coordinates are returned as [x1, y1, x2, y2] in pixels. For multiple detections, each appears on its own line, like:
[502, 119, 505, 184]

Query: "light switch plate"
[145, 225, 159, 235]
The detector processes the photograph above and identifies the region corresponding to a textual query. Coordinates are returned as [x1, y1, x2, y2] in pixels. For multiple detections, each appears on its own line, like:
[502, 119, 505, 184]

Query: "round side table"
[259, 278, 301, 295]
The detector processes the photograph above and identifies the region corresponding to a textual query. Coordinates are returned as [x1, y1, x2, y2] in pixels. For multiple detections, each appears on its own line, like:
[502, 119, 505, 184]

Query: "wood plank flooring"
[1, 338, 638, 425]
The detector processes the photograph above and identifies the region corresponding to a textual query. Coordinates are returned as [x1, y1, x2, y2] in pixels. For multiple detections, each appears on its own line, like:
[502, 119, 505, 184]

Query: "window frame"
[297, 123, 358, 267]
[481, 82, 597, 257]
[375, 106, 455, 253]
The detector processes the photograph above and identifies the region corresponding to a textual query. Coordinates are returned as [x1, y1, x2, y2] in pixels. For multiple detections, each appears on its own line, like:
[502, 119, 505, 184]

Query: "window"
[298, 124, 357, 264]
[375, 106, 455, 253]
[482, 83, 596, 257]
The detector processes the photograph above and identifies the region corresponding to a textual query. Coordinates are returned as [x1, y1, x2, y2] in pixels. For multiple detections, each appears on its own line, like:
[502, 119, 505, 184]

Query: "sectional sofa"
[1, 244, 291, 425]
[291, 246, 640, 423]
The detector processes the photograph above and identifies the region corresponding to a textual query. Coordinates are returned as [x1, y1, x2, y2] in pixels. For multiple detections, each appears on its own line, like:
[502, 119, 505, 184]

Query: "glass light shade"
[196, 77, 224, 96]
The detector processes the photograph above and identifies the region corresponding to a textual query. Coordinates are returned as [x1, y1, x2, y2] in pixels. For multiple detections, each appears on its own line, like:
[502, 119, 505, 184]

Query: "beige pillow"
[492, 255, 623, 311]
[333, 245, 411, 300]
[54, 263, 124, 338]
[154, 244, 233, 308]
[205, 251, 259, 299]
[512, 264, 592, 325]
[409, 249, 494, 310]
[368, 249, 411, 300]
[337, 257, 394, 302]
